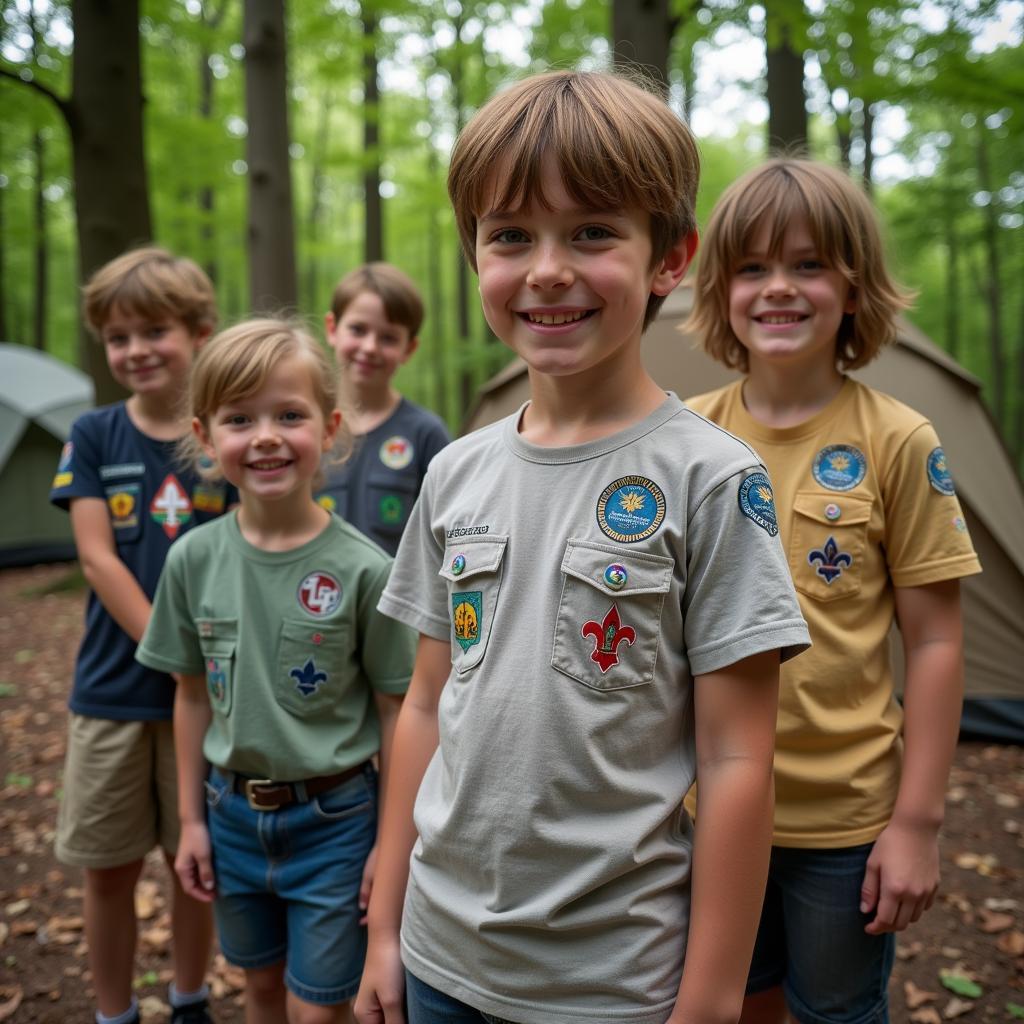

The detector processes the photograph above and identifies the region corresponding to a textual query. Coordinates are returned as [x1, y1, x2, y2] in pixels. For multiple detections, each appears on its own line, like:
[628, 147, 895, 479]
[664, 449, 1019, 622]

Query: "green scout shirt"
[138, 511, 413, 779]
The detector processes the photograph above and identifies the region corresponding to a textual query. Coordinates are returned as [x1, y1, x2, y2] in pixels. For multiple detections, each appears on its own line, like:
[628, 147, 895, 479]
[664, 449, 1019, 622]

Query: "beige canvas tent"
[463, 285, 1024, 742]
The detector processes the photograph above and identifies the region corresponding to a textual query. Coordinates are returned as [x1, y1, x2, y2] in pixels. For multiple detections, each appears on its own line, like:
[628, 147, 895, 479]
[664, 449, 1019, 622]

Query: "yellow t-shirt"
[686, 378, 981, 847]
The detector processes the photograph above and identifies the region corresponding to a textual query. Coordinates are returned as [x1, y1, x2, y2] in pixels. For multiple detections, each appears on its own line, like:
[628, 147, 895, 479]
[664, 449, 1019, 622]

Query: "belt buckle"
[244, 778, 281, 811]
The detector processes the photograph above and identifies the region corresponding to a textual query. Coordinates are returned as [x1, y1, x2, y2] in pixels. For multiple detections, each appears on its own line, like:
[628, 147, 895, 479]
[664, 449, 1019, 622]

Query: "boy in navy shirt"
[50, 248, 232, 1024]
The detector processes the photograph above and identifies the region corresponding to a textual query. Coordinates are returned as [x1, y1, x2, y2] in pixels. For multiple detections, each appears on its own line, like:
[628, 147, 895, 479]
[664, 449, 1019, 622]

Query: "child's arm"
[70, 497, 153, 642]
[359, 690, 405, 921]
[354, 635, 450, 1024]
[861, 578, 963, 935]
[673, 649, 780, 1024]
[173, 671, 215, 903]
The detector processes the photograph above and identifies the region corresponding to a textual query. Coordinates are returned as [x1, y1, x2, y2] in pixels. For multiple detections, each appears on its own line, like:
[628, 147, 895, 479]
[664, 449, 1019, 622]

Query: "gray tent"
[463, 285, 1024, 743]
[0, 343, 94, 567]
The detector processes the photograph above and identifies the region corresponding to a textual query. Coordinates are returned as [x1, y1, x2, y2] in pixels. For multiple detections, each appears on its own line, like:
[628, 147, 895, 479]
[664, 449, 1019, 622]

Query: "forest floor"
[0, 562, 1022, 1023]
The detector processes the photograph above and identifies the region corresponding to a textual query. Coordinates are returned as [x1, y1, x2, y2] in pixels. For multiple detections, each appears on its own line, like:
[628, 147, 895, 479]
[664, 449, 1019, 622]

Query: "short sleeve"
[683, 467, 810, 676]
[377, 470, 450, 640]
[136, 545, 204, 676]
[50, 416, 104, 510]
[882, 423, 982, 588]
[358, 561, 416, 694]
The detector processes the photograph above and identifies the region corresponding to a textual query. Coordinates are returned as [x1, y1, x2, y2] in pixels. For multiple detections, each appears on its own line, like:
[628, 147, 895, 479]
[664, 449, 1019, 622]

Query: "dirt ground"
[1, 562, 1021, 1023]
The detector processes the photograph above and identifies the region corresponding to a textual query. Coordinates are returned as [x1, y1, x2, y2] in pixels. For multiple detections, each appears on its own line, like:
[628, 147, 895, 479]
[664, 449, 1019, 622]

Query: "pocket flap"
[560, 539, 673, 596]
[793, 491, 872, 527]
[438, 536, 509, 582]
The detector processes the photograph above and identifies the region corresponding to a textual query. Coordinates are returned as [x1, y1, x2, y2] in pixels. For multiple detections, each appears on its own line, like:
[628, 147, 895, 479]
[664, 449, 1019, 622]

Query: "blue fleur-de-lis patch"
[807, 536, 853, 584]
[290, 658, 328, 697]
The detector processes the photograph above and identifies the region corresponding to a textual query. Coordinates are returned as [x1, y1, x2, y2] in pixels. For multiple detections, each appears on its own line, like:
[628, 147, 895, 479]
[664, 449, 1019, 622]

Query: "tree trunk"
[427, 140, 448, 425]
[198, 1, 228, 284]
[70, 0, 152, 403]
[362, 3, 383, 262]
[765, 7, 807, 155]
[861, 103, 875, 195]
[33, 129, 47, 351]
[304, 90, 332, 312]
[976, 126, 1005, 434]
[611, 0, 672, 92]
[244, 0, 298, 314]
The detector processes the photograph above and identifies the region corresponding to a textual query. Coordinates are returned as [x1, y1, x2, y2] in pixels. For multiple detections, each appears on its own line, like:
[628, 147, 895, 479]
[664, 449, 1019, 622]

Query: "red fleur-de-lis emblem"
[581, 604, 637, 673]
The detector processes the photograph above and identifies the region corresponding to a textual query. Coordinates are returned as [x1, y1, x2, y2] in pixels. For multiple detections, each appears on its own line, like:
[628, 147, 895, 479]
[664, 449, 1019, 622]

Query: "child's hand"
[860, 818, 940, 934]
[175, 821, 217, 902]
[354, 930, 406, 1023]
[359, 842, 379, 925]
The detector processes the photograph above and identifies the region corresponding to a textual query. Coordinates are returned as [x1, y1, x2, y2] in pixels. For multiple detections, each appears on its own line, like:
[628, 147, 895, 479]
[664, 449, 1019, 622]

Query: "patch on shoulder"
[927, 447, 956, 496]
[738, 472, 778, 536]
[596, 475, 666, 543]
[812, 444, 867, 491]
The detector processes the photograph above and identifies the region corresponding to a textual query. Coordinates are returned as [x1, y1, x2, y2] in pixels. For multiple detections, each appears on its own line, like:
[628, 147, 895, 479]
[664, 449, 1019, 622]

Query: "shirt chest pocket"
[276, 619, 350, 717]
[789, 491, 873, 603]
[551, 539, 674, 692]
[197, 618, 238, 715]
[367, 474, 417, 536]
[438, 536, 508, 674]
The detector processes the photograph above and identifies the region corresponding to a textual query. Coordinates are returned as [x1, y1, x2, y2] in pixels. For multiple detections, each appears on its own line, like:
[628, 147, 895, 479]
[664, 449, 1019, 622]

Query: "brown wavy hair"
[688, 159, 913, 372]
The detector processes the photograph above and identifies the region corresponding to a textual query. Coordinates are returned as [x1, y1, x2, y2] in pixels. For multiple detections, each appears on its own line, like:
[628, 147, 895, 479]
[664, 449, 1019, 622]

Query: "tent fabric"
[462, 285, 1024, 743]
[0, 343, 94, 567]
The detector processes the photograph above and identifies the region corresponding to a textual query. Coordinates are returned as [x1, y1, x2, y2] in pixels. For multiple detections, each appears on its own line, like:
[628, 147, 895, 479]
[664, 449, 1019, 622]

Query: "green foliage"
[940, 971, 984, 999]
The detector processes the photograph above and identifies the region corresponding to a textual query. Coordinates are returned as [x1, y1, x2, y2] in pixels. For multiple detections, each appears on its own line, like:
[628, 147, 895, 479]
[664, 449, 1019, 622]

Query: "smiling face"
[325, 290, 417, 393]
[196, 353, 341, 507]
[474, 158, 692, 384]
[728, 214, 856, 373]
[100, 307, 203, 403]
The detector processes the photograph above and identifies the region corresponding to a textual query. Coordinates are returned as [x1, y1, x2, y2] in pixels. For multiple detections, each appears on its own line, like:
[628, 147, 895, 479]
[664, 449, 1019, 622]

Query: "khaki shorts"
[55, 713, 180, 868]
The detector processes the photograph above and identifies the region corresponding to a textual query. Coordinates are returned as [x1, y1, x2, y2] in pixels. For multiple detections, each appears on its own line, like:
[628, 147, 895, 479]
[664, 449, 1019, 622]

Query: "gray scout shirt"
[379, 394, 810, 1024]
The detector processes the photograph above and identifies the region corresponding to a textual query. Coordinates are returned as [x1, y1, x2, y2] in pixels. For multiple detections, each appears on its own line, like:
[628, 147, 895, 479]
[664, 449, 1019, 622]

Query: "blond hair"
[182, 317, 352, 481]
[689, 159, 913, 372]
[330, 262, 424, 337]
[83, 247, 217, 338]
[448, 70, 700, 329]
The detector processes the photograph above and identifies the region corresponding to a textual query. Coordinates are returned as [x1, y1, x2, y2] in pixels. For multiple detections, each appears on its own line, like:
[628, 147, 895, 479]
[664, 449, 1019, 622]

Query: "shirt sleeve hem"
[371, 676, 413, 694]
[689, 621, 811, 677]
[890, 555, 982, 588]
[135, 646, 203, 676]
[377, 592, 450, 641]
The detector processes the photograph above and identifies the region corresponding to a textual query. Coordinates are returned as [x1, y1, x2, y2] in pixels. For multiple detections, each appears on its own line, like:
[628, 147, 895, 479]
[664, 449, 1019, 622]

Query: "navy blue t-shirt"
[50, 402, 234, 721]
[316, 398, 449, 556]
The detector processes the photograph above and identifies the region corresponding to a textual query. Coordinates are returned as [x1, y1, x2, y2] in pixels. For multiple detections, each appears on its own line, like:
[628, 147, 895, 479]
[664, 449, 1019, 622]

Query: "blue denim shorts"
[205, 764, 378, 1005]
[748, 843, 895, 1024]
[405, 971, 521, 1024]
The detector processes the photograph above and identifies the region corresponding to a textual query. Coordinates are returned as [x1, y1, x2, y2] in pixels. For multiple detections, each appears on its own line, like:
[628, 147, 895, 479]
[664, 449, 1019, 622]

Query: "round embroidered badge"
[927, 447, 956, 496]
[596, 476, 666, 543]
[738, 473, 779, 536]
[317, 494, 337, 513]
[379, 436, 414, 470]
[812, 444, 867, 491]
[297, 571, 342, 617]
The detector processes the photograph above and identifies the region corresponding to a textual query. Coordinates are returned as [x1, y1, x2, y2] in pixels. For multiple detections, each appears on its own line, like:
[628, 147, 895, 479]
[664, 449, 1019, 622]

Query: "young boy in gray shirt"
[354, 71, 811, 1024]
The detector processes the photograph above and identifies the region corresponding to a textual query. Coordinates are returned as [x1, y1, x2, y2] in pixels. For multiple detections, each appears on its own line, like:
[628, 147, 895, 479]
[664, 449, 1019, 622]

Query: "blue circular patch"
[812, 444, 867, 491]
[927, 447, 956, 496]
[596, 476, 666, 543]
[738, 473, 779, 536]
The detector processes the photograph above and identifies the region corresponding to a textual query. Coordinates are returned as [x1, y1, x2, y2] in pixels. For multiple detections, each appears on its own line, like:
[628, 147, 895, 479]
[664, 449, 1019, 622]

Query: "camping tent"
[463, 285, 1024, 743]
[0, 343, 94, 567]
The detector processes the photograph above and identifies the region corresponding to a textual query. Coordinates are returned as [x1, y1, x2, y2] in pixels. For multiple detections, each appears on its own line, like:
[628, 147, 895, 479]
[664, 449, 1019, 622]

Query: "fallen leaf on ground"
[942, 997, 974, 1019]
[941, 947, 964, 959]
[905, 980, 938, 1008]
[940, 971, 983, 998]
[910, 1009, 942, 1024]
[135, 880, 162, 920]
[138, 995, 170, 1021]
[3, 900, 29, 918]
[984, 898, 1018, 911]
[10, 919, 38, 936]
[994, 792, 1020, 809]
[977, 908, 1015, 933]
[46, 914, 83, 932]
[0, 986, 22, 1023]
[997, 930, 1024, 956]
[140, 926, 171, 950]
[898, 940, 925, 960]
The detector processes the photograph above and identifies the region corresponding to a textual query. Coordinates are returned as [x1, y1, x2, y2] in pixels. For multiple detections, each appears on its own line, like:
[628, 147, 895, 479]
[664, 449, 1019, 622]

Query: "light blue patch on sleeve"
[738, 472, 779, 536]
[927, 447, 956, 495]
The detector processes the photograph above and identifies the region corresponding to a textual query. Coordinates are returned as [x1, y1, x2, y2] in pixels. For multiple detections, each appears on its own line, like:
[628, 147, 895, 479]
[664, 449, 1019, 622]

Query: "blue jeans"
[748, 843, 895, 1024]
[405, 971, 523, 1024]
[205, 765, 378, 1005]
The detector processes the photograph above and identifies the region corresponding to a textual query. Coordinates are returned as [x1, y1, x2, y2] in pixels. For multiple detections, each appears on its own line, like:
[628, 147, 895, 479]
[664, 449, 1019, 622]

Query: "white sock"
[96, 998, 138, 1024]
[168, 981, 210, 1008]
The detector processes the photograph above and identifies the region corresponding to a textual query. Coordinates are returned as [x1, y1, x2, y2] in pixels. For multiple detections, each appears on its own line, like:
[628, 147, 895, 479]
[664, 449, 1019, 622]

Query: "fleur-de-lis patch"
[290, 658, 328, 697]
[581, 605, 637, 673]
[807, 536, 853, 584]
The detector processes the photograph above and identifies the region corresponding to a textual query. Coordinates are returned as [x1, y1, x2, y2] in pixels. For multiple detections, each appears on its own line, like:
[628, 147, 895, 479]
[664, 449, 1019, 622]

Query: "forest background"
[1, 0, 1022, 470]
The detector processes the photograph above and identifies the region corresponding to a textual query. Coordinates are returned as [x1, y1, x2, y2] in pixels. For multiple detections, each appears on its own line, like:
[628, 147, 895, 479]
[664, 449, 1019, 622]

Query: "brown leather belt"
[224, 761, 369, 811]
